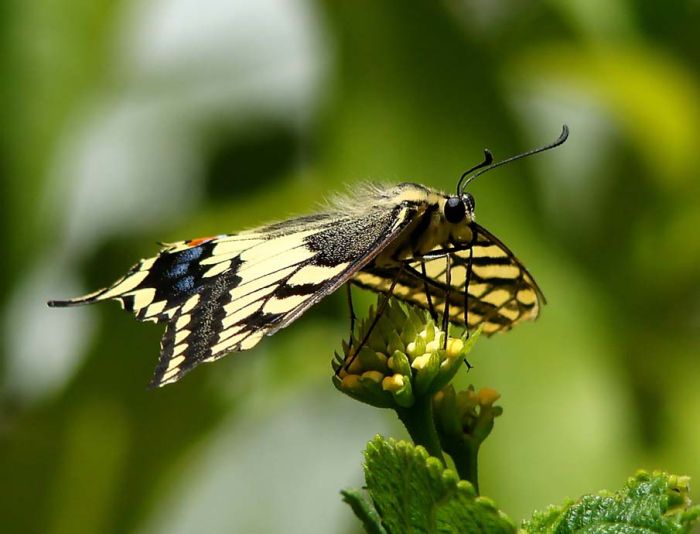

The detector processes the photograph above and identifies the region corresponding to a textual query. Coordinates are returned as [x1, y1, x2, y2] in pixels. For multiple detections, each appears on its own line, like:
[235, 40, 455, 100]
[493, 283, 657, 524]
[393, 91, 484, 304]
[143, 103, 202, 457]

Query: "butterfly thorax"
[369, 183, 475, 268]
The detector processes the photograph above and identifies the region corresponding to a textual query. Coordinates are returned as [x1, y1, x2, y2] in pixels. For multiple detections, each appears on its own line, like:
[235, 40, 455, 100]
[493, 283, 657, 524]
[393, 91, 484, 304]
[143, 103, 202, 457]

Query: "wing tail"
[47, 287, 110, 308]
[45, 240, 218, 321]
[46, 258, 157, 315]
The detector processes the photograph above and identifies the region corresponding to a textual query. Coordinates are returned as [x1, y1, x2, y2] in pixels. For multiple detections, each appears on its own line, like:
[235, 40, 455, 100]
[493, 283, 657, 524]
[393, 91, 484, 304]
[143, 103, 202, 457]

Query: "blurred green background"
[2, 1, 699, 532]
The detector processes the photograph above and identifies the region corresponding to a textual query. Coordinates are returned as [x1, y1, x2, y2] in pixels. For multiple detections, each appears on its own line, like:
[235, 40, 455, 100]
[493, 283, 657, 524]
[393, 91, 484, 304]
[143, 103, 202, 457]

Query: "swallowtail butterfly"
[49, 126, 568, 387]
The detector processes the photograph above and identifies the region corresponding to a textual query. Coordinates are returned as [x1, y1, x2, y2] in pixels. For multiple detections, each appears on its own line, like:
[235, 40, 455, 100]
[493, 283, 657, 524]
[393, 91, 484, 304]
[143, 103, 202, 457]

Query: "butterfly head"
[444, 193, 475, 224]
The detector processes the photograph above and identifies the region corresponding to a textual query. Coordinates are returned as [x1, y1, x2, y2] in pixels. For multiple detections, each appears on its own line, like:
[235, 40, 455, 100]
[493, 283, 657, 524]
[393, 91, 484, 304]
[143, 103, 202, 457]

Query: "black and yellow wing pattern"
[353, 222, 544, 335]
[49, 182, 546, 387]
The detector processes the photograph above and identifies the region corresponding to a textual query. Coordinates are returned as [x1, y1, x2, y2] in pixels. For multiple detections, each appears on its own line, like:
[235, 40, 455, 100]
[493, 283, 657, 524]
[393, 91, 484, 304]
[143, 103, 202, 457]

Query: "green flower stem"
[395, 397, 446, 466]
[442, 437, 480, 494]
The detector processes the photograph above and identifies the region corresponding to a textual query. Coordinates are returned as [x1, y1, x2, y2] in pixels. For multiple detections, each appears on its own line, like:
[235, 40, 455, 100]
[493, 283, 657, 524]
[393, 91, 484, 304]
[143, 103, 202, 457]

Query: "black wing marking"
[353, 222, 544, 335]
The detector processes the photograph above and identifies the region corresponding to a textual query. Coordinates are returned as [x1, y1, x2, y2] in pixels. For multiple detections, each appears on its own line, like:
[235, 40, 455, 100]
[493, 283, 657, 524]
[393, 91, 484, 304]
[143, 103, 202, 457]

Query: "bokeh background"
[2, 1, 699, 532]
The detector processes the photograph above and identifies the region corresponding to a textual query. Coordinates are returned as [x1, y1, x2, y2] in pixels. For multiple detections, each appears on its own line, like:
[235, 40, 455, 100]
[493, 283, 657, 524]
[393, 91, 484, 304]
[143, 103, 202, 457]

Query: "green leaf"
[341, 488, 387, 534]
[343, 435, 515, 533]
[523, 471, 700, 534]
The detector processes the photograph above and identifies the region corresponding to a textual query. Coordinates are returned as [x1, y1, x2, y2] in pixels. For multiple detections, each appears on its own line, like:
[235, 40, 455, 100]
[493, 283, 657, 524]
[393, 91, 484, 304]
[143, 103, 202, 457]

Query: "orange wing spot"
[187, 236, 216, 247]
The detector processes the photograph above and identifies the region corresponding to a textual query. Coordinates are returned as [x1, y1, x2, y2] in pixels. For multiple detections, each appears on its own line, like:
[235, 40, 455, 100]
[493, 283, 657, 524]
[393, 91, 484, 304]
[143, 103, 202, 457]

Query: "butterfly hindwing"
[353, 222, 543, 335]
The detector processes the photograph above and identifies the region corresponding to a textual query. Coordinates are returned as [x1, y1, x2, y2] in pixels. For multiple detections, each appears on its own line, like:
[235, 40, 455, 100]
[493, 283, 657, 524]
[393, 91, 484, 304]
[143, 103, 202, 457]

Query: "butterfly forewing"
[49, 202, 422, 387]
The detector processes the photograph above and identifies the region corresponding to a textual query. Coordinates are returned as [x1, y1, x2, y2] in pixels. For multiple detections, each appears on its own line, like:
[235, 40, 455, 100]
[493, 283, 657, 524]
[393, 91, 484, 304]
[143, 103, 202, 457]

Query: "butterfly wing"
[353, 222, 544, 335]
[49, 203, 422, 387]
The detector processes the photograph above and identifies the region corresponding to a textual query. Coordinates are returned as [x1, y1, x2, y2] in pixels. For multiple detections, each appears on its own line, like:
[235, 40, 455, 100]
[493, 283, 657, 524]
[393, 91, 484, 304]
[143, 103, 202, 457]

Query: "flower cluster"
[332, 298, 480, 409]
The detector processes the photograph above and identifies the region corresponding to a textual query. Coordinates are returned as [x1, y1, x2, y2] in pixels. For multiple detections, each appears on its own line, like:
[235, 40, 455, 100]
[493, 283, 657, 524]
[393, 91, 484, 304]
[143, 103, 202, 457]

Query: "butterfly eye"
[444, 196, 466, 223]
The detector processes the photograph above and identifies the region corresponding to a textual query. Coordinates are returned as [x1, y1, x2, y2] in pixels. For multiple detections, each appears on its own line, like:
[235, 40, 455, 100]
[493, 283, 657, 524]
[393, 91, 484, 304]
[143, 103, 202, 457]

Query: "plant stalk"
[445, 438, 480, 494]
[395, 396, 446, 466]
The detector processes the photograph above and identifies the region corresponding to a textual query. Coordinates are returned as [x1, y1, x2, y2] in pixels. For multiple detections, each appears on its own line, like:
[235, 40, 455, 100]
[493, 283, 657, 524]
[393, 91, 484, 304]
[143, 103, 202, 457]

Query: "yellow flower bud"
[446, 338, 464, 358]
[425, 340, 440, 353]
[362, 370, 385, 383]
[382, 374, 405, 392]
[478, 387, 501, 406]
[346, 352, 365, 374]
[411, 354, 432, 370]
[341, 374, 362, 391]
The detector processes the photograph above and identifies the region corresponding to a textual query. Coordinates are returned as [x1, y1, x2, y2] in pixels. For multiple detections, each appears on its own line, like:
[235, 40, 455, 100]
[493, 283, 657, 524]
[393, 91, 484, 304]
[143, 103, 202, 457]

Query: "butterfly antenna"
[456, 149, 493, 196]
[460, 124, 569, 193]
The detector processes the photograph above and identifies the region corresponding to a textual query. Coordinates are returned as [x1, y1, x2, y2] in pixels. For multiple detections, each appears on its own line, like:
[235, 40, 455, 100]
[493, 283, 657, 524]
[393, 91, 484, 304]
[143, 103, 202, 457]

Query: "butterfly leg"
[346, 284, 356, 350]
[420, 259, 439, 323]
[339, 265, 404, 374]
[442, 254, 452, 349]
[464, 245, 474, 337]
[462, 229, 476, 369]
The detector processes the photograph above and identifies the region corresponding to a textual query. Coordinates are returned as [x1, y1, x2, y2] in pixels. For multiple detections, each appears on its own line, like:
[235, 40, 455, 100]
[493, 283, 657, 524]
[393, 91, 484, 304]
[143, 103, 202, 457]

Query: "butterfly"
[48, 126, 568, 388]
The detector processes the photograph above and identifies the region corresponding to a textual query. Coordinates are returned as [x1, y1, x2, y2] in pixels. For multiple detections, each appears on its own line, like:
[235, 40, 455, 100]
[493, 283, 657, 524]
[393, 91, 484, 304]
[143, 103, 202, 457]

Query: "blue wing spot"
[176, 246, 204, 263]
[175, 276, 195, 294]
[166, 263, 190, 278]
